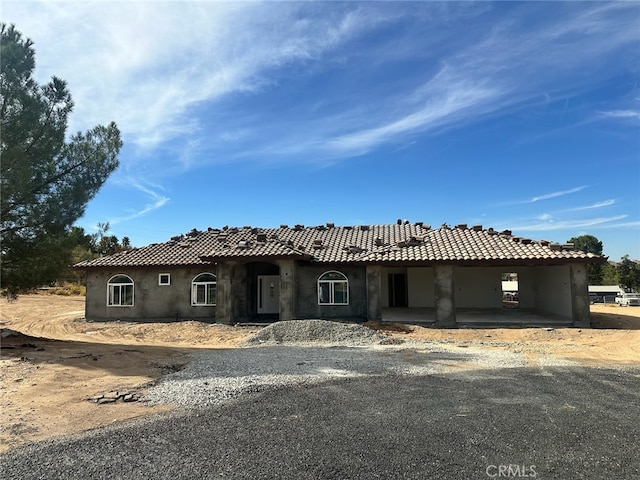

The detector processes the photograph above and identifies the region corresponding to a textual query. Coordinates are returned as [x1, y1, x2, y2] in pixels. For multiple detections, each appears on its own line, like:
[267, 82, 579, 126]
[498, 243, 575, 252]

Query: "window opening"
[107, 274, 134, 306]
[318, 270, 349, 305]
[192, 273, 217, 306]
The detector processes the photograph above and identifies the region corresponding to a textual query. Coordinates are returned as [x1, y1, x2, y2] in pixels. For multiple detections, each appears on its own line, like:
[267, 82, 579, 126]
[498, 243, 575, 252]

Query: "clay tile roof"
[74, 223, 606, 269]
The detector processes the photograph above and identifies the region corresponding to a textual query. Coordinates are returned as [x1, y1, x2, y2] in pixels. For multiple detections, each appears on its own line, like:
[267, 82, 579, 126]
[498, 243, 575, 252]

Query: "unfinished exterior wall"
[570, 263, 591, 327]
[511, 266, 535, 309]
[407, 267, 435, 307]
[296, 264, 367, 319]
[434, 265, 456, 327]
[85, 267, 217, 322]
[454, 266, 503, 308]
[278, 259, 297, 321]
[231, 263, 249, 323]
[366, 265, 382, 321]
[533, 265, 572, 319]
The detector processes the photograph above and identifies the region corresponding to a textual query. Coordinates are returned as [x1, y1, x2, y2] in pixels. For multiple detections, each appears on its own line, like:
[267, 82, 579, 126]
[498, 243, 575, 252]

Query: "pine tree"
[1, 24, 122, 295]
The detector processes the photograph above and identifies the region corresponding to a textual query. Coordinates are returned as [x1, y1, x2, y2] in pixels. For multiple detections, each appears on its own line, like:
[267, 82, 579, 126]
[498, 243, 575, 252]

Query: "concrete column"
[231, 263, 248, 323]
[570, 263, 591, 328]
[366, 265, 382, 321]
[216, 262, 233, 325]
[435, 265, 457, 327]
[278, 259, 296, 321]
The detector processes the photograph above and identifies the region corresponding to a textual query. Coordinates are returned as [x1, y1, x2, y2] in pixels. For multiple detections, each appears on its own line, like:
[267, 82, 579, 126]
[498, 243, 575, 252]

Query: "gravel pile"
[241, 319, 387, 346]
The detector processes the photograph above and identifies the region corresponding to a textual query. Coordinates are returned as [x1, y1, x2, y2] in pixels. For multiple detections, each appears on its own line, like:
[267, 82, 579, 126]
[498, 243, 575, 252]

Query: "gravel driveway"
[2, 339, 639, 479]
[144, 343, 535, 408]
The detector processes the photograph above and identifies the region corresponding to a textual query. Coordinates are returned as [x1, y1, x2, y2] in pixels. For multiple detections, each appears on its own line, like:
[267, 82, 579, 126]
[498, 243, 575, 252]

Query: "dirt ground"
[1, 295, 639, 452]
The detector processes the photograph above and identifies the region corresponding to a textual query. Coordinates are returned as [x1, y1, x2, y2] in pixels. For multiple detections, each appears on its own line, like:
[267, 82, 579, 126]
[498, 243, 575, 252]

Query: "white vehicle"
[615, 293, 640, 306]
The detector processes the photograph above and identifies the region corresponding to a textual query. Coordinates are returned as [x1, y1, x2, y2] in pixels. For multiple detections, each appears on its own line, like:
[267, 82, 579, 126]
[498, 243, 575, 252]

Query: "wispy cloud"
[322, 68, 502, 157]
[6, 1, 638, 169]
[228, 3, 640, 161]
[494, 186, 588, 207]
[596, 109, 640, 123]
[509, 215, 628, 232]
[108, 179, 169, 226]
[529, 186, 587, 203]
[565, 199, 616, 211]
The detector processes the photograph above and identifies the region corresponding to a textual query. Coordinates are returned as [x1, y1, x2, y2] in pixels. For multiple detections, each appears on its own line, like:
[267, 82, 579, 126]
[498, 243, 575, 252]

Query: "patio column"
[231, 263, 248, 323]
[366, 265, 382, 321]
[570, 263, 591, 328]
[216, 262, 234, 325]
[435, 265, 457, 327]
[278, 259, 296, 321]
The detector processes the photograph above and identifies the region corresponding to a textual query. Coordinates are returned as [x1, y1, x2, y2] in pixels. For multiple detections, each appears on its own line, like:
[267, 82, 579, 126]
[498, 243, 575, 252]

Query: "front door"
[257, 275, 280, 314]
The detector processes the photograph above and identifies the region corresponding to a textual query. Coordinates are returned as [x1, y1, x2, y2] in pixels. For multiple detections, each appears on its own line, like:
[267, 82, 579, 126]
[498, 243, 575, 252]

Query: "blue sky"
[4, 1, 639, 260]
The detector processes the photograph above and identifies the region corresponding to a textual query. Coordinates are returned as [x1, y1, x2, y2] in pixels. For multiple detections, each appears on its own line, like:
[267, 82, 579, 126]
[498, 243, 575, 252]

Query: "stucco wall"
[453, 266, 503, 308]
[510, 267, 534, 309]
[85, 267, 217, 322]
[407, 267, 435, 307]
[296, 265, 367, 319]
[533, 265, 572, 318]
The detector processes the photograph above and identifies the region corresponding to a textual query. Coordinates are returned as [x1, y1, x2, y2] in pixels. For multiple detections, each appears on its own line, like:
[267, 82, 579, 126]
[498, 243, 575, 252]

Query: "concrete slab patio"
[381, 307, 573, 327]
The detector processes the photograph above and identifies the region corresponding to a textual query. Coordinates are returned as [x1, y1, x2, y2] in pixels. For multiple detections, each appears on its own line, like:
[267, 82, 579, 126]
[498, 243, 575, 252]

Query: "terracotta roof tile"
[75, 223, 605, 269]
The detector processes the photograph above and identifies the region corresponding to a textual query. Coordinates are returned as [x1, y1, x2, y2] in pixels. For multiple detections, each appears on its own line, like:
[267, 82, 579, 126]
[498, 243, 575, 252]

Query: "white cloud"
[4, 1, 638, 168]
[510, 215, 628, 232]
[323, 68, 502, 156]
[597, 110, 640, 122]
[529, 186, 587, 203]
[108, 179, 169, 225]
[565, 199, 616, 211]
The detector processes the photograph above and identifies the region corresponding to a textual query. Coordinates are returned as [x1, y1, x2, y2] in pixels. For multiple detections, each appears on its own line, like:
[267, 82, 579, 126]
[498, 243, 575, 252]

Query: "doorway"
[388, 273, 408, 307]
[257, 275, 280, 314]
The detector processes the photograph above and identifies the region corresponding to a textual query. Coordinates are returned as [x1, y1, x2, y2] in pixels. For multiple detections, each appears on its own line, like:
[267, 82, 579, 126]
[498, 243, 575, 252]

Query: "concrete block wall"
[296, 265, 367, 319]
[85, 267, 217, 322]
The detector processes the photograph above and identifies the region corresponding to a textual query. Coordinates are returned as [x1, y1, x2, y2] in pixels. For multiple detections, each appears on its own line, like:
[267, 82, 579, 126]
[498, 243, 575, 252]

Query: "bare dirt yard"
[1, 294, 639, 452]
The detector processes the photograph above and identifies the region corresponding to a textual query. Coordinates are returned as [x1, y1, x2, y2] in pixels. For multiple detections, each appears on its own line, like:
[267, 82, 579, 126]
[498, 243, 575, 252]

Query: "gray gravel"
[4, 367, 640, 480]
[146, 320, 572, 408]
[241, 319, 387, 346]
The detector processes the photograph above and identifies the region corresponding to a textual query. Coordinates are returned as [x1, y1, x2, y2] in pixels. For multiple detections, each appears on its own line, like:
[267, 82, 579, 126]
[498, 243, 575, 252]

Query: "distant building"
[588, 285, 625, 303]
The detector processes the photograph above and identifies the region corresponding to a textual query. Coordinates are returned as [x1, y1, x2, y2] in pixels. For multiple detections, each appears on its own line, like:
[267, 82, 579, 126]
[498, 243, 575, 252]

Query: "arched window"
[192, 273, 217, 306]
[107, 274, 134, 306]
[318, 270, 349, 305]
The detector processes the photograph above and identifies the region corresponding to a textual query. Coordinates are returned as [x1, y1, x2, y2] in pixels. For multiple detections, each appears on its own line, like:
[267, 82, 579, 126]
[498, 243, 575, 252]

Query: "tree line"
[568, 235, 640, 291]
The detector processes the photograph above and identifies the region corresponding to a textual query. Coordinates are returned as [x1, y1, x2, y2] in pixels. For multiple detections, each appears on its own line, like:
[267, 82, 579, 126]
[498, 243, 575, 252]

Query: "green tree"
[600, 262, 620, 286]
[618, 255, 640, 292]
[0, 24, 122, 296]
[568, 234, 604, 284]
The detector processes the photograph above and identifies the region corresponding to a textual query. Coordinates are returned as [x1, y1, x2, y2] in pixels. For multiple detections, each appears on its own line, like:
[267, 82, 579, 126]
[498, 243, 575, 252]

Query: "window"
[158, 273, 171, 286]
[318, 270, 349, 305]
[107, 275, 134, 306]
[192, 273, 217, 306]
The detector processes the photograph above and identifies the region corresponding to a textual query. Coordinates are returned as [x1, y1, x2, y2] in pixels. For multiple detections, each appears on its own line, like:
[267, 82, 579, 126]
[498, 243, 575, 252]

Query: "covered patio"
[381, 307, 572, 327]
